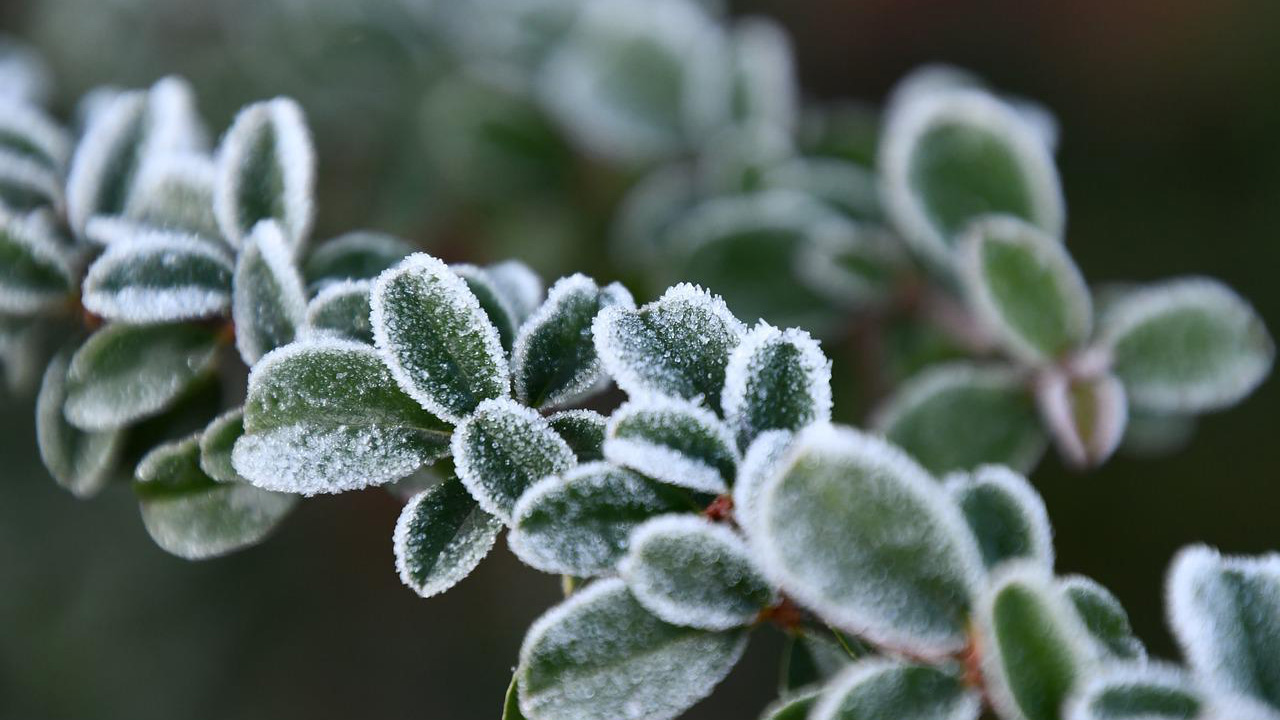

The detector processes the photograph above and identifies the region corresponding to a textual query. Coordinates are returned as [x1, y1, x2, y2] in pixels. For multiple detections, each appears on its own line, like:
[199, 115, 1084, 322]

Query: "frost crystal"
[453, 398, 576, 524]
[603, 395, 739, 494]
[517, 578, 748, 720]
[512, 273, 633, 408]
[509, 463, 689, 576]
[81, 229, 233, 323]
[394, 479, 503, 598]
[233, 220, 307, 365]
[809, 659, 981, 720]
[593, 282, 746, 408]
[36, 352, 124, 498]
[619, 515, 777, 631]
[721, 322, 832, 448]
[303, 279, 374, 344]
[371, 253, 510, 423]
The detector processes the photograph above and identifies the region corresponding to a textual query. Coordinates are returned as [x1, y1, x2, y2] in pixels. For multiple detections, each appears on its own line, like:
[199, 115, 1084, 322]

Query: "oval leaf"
[809, 659, 981, 720]
[124, 152, 220, 238]
[548, 409, 607, 462]
[303, 231, 413, 291]
[82, 229, 233, 323]
[198, 407, 245, 485]
[1064, 664, 1204, 720]
[485, 260, 544, 326]
[233, 220, 307, 365]
[604, 395, 739, 494]
[732, 429, 794, 539]
[722, 322, 832, 448]
[303, 279, 373, 344]
[36, 351, 125, 498]
[1037, 370, 1128, 469]
[394, 477, 503, 598]
[1060, 575, 1145, 662]
[945, 464, 1054, 571]
[0, 207, 74, 313]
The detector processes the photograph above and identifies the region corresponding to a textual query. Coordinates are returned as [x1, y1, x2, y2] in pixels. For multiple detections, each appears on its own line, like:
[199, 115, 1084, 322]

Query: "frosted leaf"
[66, 77, 206, 235]
[760, 689, 822, 720]
[135, 434, 296, 560]
[504, 672, 528, 720]
[732, 429, 794, 540]
[453, 398, 576, 524]
[619, 514, 777, 630]
[722, 322, 832, 448]
[0, 148, 62, 211]
[754, 424, 985, 656]
[513, 274, 634, 409]
[548, 409, 608, 462]
[302, 279, 374, 344]
[809, 659, 982, 720]
[880, 86, 1064, 268]
[1064, 664, 1205, 720]
[0, 98, 71, 171]
[1098, 278, 1273, 414]
[0, 206, 75, 313]
[517, 577, 748, 720]
[1060, 575, 1146, 662]
[958, 215, 1091, 364]
[593, 282, 745, 408]
[537, 0, 732, 162]
[1037, 369, 1128, 469]
[213, 97, 315, 250]
[977, 562, 1101, 720]
[199, 407, 246, 485]
[945, 464, 1054, 571]
[81, 229, 233, 323]
[393, 477, 503, 598]
[233, 220, 307, 365]
[123, 152, 221, 239]
[603, 395, 739, 494]
[452, 263, 521, 351]
[763, 157, 881, 222]
[233, 339, 452, 495]
[64, 322, 221, 431]
[485, 260, 544, 326]
[874, 363, 1046, 475]
[728, 17, 798, 132]
[1166, 545, 1280, 712]
[508, 463, 690, 576]
[303, 231, 414, 292]
[371, 253, 509, 423]
[36, 351, 124, 498]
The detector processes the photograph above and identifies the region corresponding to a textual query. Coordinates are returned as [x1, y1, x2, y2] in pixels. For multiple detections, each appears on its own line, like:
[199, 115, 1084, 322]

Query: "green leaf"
[809, 660, 980, 720]
[393, 476, 503, 598]
[371, 253, 509, 423]
[729, 17, 797, 131]
[780, 631, 855, 693]
[484, 260, 544, 326]
[214, 97, 314, 249]
[503, 672, 529, 720]
[63, 322, 221, 431]
[0, 99, 70, 171]
[1037, 370, 1128, 469]
[509, 462, 690, 576]
[1064, 664, 1203, 720]
[604, 395, 739, 494]
[880, 85, 1064, 267]
[124, 153, 221, 238]
[512, 273, 633, 409]
[233, 220, 307, 365]
[0, 151, 61, 211]
[233, 339, 452, 495]
[1100, 278, 1273, 413]
[1166, 545, 1280, 712]
[452, 263, 521, 352]
[958, 215, 1090, 364]
[0, 207, 74, 314]
[547, 410, 607, 462]
[594, 282, 745, 408]
[517, 578, 748, 720]
[945, 464, 1053, 571]
[754, 424, 984, 656]
[303, 279, 373, 344]
[303, 231, 413, 291]
[81, 229, 233, 323]
[134, 434, 296, 560]
[875, 363, 1046, 475]
[36, 351, 124, 498]
[198, 407, 245, 484]
[619, 515, 776, 630]
[723, 322, 831, 448]
[1060, 575, 1145, 661]
[978, 563, 1099, 720]
[732, 429, 794, 539]
[760, 689, 822, 720]
[453, 398, 576, 524]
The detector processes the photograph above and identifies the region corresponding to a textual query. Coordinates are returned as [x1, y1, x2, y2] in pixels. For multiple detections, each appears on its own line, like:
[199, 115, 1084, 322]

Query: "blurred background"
[1, 0, 1278, 718]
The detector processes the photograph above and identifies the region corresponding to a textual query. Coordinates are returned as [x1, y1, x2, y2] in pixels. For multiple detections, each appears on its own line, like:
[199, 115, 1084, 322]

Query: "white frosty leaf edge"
[755, 423, 987, 656]
[879, 86, 1064, 268]
[733, 429, 794, 541]
[1062, 662, 1202, 720]
[0, 147, 63, 207]
[808, 657, 982, 720]
[722, 321, 832, 441]
[957, 214, 1092, 365]
[214, 97, 315, 250]
[618, 513, 777, 631]
[1058, 574, 1147, 662]
[125, 151, 216, 216]
[233, 220, 308, 365]
[0, 206, 74, 313]
[65, 90, 147, 234]
[370, 252, 509, 425]
[604, 393, 739, 495]
[484, 259, 544, 322]
[35, 352, 123, 498]
[392, 485, 502, 599]
[82, 229, 233, 323]
[301, 278, 372, 340]
[944, 464, 1055, 571]
[0, 96, 71, 169]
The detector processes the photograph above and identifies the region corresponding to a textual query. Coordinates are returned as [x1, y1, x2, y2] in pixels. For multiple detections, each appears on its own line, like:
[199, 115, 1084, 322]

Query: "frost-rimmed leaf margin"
[807, 658, 982, 720]
[301, 279, 373, 344]
[732, 428, 793, 540]
[1062, 662, 1203, 720]
[721, 321, 832, 448]
[755, 423, 986, 656]
[198, 407, 245, 485]
[1059, 574, 1145, 662]
[36, 350, 124, 498]
[516, 577, 748, 720]
[393, 477, 504, 598]
[945, 464, 1054, 572]
[0, 205, 75, 313]
[233, 220, 308, 365]
[603, 394, 740, 495]
[81, 229, 234, 323]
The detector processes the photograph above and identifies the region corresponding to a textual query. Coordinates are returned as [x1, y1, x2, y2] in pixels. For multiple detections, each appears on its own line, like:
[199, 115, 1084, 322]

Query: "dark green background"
[2, 0, 1277, 718]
